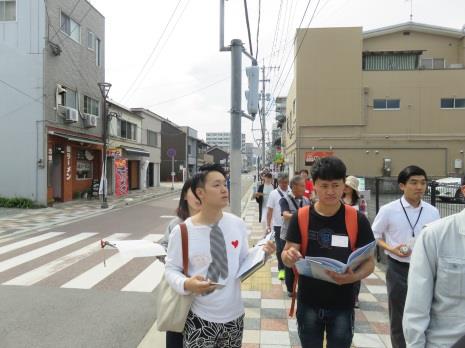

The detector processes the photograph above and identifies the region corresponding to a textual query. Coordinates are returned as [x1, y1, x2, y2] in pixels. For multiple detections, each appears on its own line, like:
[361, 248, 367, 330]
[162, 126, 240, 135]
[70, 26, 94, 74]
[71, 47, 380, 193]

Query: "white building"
[206, 132, 246, 153]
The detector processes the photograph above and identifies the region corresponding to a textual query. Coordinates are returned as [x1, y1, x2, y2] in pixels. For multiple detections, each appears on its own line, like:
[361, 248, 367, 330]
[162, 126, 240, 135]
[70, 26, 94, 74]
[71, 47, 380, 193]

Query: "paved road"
[0, 175, 254, 348]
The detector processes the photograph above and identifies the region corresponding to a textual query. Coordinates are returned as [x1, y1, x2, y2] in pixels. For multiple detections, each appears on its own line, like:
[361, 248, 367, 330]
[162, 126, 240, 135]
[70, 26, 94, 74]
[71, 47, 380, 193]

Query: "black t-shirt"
[286, 204, 374, 309]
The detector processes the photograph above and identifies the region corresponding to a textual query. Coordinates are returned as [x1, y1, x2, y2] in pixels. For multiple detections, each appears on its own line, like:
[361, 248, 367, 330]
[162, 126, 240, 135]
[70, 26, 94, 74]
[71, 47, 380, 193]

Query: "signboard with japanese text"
[304, 151, 334, 166]
[114, 158, 128, 196]
[107, 148, 123, 158]
[65, 146, 72, 181]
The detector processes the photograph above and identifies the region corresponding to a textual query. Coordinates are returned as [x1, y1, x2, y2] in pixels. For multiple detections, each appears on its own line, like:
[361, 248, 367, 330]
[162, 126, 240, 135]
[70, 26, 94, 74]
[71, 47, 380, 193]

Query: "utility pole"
[220, 0, 257, 217]
[259, 63, 278, 170]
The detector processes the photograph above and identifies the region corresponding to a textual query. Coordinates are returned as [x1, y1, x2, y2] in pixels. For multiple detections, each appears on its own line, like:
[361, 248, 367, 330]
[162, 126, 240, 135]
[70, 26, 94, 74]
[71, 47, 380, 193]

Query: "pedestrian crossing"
[0, 231, 166, 293]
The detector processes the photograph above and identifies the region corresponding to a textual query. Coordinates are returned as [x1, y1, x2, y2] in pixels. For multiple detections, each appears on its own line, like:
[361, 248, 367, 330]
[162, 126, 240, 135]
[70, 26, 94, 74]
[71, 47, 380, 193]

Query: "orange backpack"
[288, 204, 358, 317]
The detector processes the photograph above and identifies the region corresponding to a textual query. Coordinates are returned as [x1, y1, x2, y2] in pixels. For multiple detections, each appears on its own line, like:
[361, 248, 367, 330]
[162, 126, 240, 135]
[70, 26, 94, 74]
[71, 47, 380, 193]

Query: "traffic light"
[245, 66, 259, 116]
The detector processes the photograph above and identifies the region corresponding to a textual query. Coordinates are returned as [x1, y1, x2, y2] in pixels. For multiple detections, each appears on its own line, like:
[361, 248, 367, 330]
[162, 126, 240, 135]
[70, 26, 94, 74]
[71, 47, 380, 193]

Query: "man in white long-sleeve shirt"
[403, 177, 465, 348]
[165, 164, 275, 348]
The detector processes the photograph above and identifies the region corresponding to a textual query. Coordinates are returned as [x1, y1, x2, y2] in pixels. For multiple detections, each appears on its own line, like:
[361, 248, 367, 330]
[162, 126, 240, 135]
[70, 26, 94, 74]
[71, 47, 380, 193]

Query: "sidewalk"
[138, 188, 392, 348]
[0, 182, 183, 237]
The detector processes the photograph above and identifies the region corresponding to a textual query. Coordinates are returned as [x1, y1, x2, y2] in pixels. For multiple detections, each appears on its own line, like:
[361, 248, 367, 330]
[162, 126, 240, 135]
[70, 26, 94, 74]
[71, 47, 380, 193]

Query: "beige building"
[283, 22, 465, 178]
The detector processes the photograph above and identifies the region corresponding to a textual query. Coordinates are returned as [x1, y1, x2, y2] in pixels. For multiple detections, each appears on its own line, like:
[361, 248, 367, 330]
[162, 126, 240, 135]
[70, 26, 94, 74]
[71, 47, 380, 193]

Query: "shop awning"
[48, 131, 103, 146]
[121, 146, 150, 157]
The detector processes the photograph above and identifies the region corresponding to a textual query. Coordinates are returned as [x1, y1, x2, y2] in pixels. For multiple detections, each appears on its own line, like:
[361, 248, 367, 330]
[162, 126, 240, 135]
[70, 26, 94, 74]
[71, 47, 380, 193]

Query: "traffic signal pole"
[220, 0, 256, 217]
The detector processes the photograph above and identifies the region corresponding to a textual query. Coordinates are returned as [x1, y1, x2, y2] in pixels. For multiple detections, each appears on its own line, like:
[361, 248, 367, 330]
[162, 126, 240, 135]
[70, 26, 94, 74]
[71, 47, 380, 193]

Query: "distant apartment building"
[206, 132, 246, 153]
[0, 0, 105, 204]
[284, 22, 465, 177]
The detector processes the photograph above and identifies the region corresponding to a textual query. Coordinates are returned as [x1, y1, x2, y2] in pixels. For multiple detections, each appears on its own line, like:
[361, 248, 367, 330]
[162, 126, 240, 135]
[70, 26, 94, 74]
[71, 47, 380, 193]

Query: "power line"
[255, 0, 261, 60]
[243, 0, 254, 57]
[120, 0, 184, 103]
[267, 0, 283, 69]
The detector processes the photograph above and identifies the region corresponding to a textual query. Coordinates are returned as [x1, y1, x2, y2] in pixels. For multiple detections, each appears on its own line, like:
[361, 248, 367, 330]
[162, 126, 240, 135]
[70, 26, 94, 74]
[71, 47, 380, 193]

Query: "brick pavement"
[240, 197, 392, 348]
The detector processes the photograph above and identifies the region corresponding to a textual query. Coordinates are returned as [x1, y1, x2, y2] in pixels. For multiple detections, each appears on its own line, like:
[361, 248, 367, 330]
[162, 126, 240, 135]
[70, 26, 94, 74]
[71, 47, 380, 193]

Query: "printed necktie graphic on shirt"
[206, 223, 229, 282]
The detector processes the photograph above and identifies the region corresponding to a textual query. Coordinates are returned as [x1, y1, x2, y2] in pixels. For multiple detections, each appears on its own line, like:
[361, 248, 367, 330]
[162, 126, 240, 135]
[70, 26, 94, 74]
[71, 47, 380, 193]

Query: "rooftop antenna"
[409, 0, 413, 21]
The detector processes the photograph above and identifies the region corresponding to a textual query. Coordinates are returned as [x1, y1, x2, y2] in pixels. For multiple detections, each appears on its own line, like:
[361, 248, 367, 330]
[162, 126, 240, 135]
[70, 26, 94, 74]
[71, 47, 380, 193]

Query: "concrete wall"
[0, 0, 47, 202]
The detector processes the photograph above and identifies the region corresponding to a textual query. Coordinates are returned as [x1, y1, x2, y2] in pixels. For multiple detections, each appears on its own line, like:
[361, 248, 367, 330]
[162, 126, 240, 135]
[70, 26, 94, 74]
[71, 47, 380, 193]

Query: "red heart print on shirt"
[231, 240, 239, 248]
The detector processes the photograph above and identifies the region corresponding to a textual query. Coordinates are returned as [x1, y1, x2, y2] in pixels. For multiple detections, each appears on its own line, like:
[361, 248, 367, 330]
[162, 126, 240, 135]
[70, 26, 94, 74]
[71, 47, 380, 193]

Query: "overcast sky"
[89, 0, 465, 144]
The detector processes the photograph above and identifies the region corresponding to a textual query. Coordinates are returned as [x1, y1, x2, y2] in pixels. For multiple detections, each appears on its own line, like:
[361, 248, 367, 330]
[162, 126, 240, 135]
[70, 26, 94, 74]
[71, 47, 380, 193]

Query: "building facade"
[0, 0, 105, 204]
[206, 132, 246, 153]
[284, 22, 465, 178]
[160, 119, 186, 182]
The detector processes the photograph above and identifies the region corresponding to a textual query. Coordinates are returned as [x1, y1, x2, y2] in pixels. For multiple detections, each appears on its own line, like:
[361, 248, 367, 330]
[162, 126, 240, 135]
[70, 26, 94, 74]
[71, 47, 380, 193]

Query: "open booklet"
[295, 240, 377, 284]
[236, 232, 273, 282]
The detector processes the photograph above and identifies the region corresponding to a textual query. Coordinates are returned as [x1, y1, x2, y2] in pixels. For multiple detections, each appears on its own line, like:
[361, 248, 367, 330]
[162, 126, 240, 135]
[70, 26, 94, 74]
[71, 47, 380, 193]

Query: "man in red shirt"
[300, 169, 314, 200]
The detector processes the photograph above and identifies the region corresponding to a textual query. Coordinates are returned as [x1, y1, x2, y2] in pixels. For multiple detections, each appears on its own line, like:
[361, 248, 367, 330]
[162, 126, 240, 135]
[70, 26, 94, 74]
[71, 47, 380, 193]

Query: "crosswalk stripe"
[0, 233, 97, 272]
[61, 234, 162, 290]
[3, 233, 129, 286]
[0, 232, 65, 255]
[121, 260, 164, 292]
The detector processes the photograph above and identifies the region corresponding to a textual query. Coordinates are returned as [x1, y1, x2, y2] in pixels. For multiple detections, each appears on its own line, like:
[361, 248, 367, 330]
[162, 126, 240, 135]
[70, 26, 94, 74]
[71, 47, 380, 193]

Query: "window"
[83, 96, 99, 116]
[58, 87, 77, 109]
[363, 53, 418, 71]
[440, 98, 465, 109]
[95, 38, 101, 66]
[118, 119, 137, 140]
[87, 31, 95, 50]
[147, 130, 158, 146]
[420, 58, 445, 70]
[61, 12, 80, 43]
[373, 99, 400, 110]
[188, 145, 192, 155]
[0, 0, 16, 21]
[76, 150, 93, 180]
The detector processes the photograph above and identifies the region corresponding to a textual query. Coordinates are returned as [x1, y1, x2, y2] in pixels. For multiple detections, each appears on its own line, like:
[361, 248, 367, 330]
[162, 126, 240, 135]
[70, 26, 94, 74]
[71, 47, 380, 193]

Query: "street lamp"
[98, 82, 112, 209]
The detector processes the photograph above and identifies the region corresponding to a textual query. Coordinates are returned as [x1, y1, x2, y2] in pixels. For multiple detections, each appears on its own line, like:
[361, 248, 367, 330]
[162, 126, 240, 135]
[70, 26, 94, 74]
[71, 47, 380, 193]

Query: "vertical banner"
[114, 158, 128, 196]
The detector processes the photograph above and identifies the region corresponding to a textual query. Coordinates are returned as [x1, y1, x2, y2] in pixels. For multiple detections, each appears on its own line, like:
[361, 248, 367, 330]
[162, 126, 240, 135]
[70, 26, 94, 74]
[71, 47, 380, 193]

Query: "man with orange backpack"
[282, 156, 375, 348]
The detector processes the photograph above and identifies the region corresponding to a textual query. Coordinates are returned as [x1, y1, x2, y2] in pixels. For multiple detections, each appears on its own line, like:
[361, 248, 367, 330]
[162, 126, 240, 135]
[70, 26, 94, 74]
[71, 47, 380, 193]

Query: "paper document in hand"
[104, 240, 167, 258]
[236, 246, 267, 281]
[295, 240, 376, 283]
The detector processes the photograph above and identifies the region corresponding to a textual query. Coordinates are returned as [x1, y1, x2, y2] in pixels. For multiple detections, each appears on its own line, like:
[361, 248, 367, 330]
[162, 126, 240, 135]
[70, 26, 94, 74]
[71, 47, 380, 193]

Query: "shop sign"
[304, 151, 333, 166]
[66, 146, 72, 181]
[107, 148, 122, 158]
[114, 158, 128, 196]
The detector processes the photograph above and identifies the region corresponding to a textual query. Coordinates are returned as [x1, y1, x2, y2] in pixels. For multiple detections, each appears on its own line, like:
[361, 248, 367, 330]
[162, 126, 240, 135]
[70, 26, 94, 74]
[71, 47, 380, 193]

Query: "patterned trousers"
[183, 311, 244, 348]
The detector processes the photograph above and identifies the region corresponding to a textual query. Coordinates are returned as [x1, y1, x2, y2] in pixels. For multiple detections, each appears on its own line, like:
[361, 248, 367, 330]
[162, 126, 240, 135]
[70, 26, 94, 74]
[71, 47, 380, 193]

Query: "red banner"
[304, 151, 334, 165]
[114, 159, 128, 196]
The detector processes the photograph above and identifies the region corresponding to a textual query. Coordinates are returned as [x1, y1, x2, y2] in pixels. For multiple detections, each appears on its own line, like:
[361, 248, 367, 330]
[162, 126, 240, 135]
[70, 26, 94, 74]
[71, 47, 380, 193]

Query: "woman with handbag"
[165, 164, 275, 347]
[159, 178, 201, 348]
[254, 172, 274, 224]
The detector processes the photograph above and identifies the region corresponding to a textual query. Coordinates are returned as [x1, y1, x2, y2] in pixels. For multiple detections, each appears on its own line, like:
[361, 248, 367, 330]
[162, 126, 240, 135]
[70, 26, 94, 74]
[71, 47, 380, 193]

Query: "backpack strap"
[344, 205, 358, 251]
[180, 223, 189, 276]
[289, 205, 310, 317]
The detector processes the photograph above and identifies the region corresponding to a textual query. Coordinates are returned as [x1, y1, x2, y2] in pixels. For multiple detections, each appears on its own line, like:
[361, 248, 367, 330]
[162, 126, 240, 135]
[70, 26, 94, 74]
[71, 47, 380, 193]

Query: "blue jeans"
[296, 303, 354, 348]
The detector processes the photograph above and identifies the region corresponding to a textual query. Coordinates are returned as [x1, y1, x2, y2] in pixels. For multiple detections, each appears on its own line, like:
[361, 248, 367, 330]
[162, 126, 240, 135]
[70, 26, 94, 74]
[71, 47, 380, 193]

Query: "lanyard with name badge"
[399, 199, 423, 237]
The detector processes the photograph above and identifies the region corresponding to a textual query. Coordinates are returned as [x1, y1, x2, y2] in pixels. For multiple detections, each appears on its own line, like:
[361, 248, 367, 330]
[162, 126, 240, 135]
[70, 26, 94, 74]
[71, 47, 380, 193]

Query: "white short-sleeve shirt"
[372, 196, 440, 263]
[266, 187, 291, 227]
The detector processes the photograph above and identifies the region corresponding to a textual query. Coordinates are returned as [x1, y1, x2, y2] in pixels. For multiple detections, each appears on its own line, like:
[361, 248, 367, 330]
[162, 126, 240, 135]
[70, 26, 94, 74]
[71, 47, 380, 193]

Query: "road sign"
[167, 148, 176, 158]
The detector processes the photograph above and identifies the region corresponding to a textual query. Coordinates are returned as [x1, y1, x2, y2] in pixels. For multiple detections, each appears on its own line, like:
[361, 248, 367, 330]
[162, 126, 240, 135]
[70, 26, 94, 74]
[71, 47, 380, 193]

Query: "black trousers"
[386, 257, 409, 348]
[274, 226, 285, 270]
[166, 331, 183, 348]
[284, 265, 295, 293]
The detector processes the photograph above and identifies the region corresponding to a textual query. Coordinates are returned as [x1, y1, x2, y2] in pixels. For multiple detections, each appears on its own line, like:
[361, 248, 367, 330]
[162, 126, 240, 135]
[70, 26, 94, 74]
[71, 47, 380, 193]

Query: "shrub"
[0, 196, 43, 209]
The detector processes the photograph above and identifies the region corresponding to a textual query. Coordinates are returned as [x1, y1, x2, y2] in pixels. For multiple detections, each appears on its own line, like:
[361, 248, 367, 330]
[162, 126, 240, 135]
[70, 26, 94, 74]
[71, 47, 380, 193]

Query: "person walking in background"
[403, 176, 465, 348]
[266, 172, 290, 281]
[279, 175, 311, 296]
[282, 157, 375, 348]
[372, 165, 440, 348]
[158, 178, 201, 348]
[165, 164, 275, 347]
[299, 169, 314, 200]
[254, 172, 274, 224]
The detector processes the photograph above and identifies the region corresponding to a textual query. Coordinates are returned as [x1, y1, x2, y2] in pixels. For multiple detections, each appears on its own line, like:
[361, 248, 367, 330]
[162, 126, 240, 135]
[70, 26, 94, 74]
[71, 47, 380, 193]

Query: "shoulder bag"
[156, 223, 194, 332]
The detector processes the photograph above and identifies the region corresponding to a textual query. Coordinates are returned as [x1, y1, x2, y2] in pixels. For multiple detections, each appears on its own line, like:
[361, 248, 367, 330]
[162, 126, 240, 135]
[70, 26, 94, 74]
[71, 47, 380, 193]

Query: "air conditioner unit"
[58, 106, 78, 123]
[449, 64, 464, 69]
[83, 113, 98, 128]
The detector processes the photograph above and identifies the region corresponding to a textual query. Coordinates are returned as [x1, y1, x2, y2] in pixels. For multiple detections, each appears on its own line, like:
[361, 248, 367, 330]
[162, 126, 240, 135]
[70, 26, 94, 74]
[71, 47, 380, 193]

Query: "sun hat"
[345, 176, 359, 193]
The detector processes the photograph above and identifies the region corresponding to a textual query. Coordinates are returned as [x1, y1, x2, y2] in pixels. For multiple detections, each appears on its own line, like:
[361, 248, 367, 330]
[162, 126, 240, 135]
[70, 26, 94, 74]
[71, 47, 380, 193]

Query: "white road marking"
[0, 233, 97, 272]
[61, 234, 163, 290]
[160, 215, 176, 219]
[121, 260, 164, 292]
[0, 232, 65, 255]
[3, 233, 129, 286]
